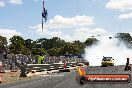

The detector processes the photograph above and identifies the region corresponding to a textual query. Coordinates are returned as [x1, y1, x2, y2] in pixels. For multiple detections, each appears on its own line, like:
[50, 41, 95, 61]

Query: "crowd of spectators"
[0, 51, 84, 71]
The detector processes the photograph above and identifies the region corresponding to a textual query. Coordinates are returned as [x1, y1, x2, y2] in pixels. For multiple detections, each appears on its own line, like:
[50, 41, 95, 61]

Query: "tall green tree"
[49, 37, 66, 48]
[36, 37, 66, 50]
[21, 46, 31, 55]
[116, 33, 132, 43]
[61, 43, 81, 55]
[36, 38, 50, 50]
[25, 39, 33, 49]
[9, 35, 25, 54]
[73, 40, 85, 54]
[47, 48, 61, 56]
[0, 35, 7, 50]
[116, 33, 132, 48]
[31, 48, 47, 55]
[84, 38, 98, 46]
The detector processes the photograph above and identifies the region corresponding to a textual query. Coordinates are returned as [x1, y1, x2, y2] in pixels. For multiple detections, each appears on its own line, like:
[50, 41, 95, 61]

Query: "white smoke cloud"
[85, 35, 132, 66]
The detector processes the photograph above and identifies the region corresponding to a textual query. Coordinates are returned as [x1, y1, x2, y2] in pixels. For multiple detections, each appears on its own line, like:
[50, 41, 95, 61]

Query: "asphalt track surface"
[0, 65, 132, 88]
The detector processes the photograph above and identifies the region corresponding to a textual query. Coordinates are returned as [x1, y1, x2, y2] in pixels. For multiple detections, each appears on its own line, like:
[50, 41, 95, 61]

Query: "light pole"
[36, 40, 46, 56]
[41, 41, 43, 55]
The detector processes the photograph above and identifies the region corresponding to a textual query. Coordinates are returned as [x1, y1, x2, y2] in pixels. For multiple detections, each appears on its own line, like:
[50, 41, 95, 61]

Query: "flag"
[42, 1, 44, 31]
[41, 0, 48, 31]
[42, 1, 45, 18]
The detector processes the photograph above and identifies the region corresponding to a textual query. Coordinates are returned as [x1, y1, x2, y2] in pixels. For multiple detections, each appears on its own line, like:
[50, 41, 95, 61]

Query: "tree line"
[0, 33, 132, 56]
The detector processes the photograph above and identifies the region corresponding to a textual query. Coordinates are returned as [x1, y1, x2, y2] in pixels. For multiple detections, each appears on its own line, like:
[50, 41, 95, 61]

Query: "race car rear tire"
[79, 76, 86, 85]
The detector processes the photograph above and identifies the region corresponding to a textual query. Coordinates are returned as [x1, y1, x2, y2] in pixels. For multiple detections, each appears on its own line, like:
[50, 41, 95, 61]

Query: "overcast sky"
[0, 0, 132, 42]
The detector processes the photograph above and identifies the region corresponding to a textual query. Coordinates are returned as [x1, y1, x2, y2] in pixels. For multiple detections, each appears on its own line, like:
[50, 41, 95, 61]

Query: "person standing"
[38, 53, 44, 64]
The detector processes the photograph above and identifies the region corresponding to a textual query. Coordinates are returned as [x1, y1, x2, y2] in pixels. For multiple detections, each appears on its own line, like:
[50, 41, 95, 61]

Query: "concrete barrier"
[25, 62, 88, 77]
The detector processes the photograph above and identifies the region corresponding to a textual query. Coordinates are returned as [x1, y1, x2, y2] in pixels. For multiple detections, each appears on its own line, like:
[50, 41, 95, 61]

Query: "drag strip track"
[0, 65, 132, 88]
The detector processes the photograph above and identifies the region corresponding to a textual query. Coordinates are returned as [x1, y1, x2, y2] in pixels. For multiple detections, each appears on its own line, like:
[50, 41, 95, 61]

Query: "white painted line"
[40, 74, 65, 77]
[27, 64, 50, 66]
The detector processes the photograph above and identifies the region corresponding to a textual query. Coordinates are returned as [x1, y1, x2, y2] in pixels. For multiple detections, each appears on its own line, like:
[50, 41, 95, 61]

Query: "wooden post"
[127, 58, 129, 65]
[124, 58, 131, 71]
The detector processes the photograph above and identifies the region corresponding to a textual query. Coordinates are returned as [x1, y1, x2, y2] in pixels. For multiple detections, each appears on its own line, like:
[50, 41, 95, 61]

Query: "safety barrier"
[25, 62, 88, 77]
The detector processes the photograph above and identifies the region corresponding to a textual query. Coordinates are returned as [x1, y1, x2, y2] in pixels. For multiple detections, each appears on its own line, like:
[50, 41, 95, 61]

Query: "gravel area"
[0, 71, 40, 84]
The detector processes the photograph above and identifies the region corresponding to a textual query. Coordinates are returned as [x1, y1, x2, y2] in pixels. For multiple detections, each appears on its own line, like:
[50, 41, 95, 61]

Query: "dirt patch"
[0, 71, 40, 84]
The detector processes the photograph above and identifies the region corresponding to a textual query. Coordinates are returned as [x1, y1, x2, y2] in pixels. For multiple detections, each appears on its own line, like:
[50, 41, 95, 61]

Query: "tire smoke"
[85, 35, 132, 66]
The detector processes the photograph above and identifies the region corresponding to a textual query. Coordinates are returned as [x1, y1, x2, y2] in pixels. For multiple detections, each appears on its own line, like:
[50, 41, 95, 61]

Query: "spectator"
[9, 63, 13, 71]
